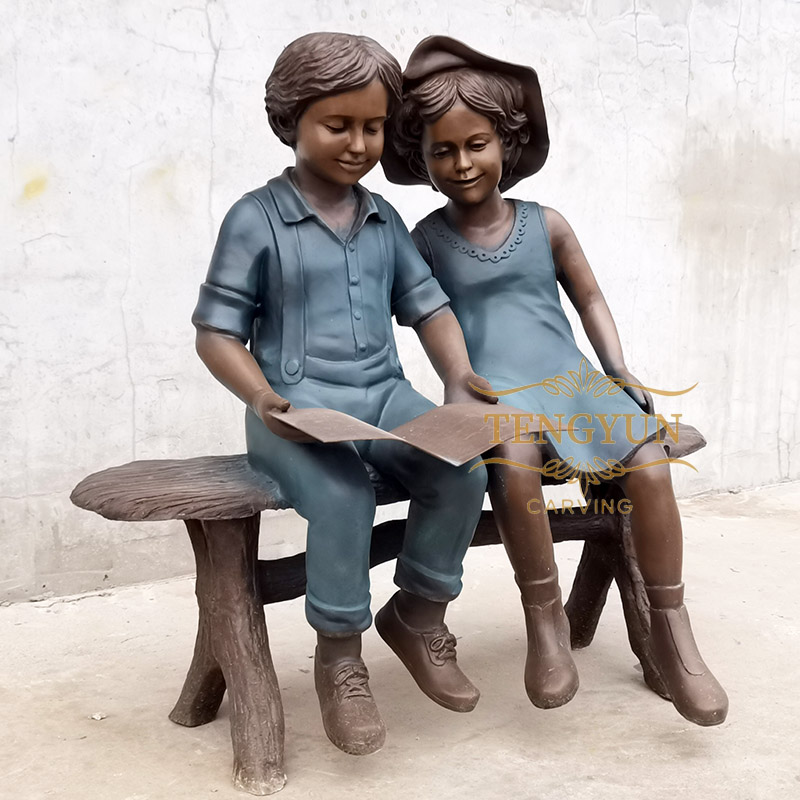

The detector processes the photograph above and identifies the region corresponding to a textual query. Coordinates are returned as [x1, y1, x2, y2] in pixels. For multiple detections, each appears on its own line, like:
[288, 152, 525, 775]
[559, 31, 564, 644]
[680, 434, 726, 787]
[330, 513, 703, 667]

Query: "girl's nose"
[454, 148, 472, 173]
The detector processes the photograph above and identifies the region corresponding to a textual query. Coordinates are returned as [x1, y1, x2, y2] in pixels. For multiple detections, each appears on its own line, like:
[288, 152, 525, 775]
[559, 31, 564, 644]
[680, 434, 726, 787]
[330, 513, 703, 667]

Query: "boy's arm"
[192, 195, 310, 441]
[544, 206, 654, 413]
[195, 328, 316, 443]
[385, 203, 496, 405]
[414, 309, 497, 405]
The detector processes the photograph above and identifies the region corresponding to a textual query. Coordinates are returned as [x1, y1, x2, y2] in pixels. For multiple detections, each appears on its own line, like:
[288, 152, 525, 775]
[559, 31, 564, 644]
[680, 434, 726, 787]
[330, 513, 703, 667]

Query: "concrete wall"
[3, 0, 798, 601]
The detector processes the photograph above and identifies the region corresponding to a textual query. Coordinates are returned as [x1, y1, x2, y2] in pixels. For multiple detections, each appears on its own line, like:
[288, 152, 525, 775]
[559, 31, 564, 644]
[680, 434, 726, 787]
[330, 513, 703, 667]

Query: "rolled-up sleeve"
[192, 194, 271, 342]
[388, 205, 450, 327]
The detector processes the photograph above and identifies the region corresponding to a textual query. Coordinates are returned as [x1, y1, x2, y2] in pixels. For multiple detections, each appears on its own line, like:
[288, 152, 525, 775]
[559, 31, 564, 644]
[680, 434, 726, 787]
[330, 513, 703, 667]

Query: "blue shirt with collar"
[192, 168, 449, 390]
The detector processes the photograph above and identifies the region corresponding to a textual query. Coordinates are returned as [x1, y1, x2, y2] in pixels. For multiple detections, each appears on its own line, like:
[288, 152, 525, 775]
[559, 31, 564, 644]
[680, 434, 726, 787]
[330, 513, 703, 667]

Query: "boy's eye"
[365, 125, 383, 136]
[470, 141, 488, 151]
[324, 123, 346, 133]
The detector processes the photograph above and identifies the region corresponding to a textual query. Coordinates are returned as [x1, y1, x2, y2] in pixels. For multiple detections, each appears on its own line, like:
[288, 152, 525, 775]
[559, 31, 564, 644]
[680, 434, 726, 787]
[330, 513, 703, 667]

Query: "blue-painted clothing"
[412, 201, 657, 477]
[193, 170, 487, 634]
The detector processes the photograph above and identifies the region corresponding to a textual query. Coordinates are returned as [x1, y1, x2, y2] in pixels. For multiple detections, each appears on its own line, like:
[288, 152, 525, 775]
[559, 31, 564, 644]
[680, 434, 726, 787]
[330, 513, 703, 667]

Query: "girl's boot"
[518, 574, 580, 708]
[646, 583, 728, 726]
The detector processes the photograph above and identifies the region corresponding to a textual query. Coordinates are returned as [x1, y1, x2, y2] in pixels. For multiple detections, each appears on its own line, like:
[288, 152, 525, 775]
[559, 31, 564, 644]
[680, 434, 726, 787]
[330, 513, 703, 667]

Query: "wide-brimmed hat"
[382, 36, 549, 190]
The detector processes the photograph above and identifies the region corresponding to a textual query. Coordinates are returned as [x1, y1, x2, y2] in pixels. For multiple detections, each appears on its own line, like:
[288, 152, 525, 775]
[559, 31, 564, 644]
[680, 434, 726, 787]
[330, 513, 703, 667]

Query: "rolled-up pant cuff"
[394, 554, 462, 602]
[305, 591, 373, 636]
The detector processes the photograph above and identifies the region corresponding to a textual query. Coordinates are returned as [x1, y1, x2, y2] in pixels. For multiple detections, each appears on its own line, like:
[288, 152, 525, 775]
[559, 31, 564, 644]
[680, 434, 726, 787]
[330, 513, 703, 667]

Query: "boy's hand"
[253, 389, 315, 442]
[444, 371, 499, 405]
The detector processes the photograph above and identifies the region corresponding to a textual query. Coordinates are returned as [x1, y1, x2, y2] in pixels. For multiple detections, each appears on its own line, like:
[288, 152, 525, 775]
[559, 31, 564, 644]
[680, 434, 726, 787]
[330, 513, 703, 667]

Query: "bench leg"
[196, 516, 286, 795]
[612, 513, 669, 699]
[564, 539, 614, 649]
[170, 520, 227, 727]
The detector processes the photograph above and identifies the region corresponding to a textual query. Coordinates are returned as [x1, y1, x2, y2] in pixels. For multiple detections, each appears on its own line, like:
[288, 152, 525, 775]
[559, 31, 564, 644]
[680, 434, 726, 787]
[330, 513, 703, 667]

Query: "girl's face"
[421, 102, 505, 207]
[294, 79, 389, 187]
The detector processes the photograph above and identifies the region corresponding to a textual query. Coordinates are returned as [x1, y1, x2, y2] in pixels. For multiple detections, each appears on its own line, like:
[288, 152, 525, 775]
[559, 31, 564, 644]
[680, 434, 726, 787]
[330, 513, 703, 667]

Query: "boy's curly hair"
[391, 68, 530, 189]
[265, 32, 402, 147]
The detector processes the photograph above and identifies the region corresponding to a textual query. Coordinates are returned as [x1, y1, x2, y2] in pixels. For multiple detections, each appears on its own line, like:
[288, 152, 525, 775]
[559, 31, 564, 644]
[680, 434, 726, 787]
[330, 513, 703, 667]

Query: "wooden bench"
[70, 425, 704, 795]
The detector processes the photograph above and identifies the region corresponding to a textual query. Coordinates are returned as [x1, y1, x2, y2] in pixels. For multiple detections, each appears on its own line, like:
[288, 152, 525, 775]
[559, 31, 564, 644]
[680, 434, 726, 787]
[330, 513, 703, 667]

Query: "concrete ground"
[2, 482, 799, 800]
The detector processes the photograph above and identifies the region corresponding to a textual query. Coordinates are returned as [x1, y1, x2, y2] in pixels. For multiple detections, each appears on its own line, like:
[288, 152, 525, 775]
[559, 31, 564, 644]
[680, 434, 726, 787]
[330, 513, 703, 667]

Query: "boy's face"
[294, 79, 389, 187]
[421, 101, 505, 207]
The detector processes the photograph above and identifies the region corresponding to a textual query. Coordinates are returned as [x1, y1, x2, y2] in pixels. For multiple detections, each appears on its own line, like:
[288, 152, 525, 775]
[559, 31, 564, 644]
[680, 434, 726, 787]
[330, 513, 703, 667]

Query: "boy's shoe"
[375, 592, 479, 712]
[314, 649, 386, 755]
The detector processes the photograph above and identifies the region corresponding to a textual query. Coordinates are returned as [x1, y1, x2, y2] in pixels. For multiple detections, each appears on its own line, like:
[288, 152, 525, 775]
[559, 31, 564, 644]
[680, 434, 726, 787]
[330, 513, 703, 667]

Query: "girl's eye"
[431, 149, 449, 159]
[325, 124, 345, 133]
[365, 126, 383, 136]
[470, 141, 488, 151]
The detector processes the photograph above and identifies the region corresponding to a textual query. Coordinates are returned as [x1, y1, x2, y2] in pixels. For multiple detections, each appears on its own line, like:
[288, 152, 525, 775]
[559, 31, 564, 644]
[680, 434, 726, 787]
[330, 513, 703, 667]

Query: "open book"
[267, 402, 556, 466]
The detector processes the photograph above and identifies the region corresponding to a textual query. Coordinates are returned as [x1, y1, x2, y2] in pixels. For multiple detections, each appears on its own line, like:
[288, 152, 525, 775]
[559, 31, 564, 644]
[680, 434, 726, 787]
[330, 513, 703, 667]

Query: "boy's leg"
[247, 409, 376, 632]
[245, 410, 385, 753]
[363, 380, 487, 711]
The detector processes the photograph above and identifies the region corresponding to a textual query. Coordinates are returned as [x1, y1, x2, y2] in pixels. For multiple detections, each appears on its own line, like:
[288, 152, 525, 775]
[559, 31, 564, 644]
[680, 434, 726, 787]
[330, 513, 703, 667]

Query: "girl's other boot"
[645, 583, 728, 726]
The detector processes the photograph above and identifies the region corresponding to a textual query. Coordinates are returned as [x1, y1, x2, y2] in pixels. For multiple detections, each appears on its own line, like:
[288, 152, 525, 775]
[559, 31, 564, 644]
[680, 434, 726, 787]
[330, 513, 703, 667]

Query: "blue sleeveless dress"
[412, 201, 659, 480]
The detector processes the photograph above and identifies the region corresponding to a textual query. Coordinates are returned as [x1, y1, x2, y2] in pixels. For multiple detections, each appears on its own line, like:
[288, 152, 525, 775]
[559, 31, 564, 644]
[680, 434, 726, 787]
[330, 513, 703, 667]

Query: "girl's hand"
[610, 368, 654, 414]
[253, 389, 315, 443]
[444, 371, 498, 405]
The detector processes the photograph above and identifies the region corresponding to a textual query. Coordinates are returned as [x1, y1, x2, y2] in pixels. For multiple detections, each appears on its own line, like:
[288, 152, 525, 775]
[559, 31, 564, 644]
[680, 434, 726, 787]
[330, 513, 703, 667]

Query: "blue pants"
[245, 374, 487, 635]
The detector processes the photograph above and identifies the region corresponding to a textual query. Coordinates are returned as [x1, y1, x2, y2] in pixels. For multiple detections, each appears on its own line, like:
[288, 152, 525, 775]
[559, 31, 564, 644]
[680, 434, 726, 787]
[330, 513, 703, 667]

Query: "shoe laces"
[427, 631, 457, 662]
[333, 662, 372, 700]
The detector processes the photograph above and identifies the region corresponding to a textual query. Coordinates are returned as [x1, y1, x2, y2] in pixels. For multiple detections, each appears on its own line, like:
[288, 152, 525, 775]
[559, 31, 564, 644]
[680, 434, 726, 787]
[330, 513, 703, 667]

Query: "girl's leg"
[487, 441, 579, 708]
[617, 441, 728, 726]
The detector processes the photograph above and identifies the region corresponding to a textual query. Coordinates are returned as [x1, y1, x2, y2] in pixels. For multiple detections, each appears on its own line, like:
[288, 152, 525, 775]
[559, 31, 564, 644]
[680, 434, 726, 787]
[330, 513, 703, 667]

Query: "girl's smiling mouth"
[451, 174, 483, 187]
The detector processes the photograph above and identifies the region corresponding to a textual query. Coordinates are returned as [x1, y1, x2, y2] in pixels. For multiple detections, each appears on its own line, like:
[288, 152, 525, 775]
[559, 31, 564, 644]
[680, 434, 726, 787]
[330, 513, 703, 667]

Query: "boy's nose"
[348, 129, 367, 154]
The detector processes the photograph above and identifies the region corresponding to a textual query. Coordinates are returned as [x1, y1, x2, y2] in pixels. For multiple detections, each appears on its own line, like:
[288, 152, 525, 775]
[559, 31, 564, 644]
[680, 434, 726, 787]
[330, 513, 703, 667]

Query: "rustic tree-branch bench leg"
[192, 515, 286, 795]
[170, 519, 227, 727]
[613, 512, 669, 699]
[564, 539, 615, 649]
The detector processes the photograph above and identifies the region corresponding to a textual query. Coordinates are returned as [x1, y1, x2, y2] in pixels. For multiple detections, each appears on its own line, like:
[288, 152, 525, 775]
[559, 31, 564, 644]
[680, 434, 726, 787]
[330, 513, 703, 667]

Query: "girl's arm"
[543, 207, 654, 413]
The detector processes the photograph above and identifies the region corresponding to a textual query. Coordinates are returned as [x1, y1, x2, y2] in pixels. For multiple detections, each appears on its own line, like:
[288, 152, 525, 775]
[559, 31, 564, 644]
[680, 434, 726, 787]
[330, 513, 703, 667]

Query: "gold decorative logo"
[469, 359, 699, 495]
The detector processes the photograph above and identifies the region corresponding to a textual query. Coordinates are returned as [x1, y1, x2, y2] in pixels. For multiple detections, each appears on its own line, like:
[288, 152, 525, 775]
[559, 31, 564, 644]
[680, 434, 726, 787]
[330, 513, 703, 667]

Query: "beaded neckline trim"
[426, 202, 529, 263]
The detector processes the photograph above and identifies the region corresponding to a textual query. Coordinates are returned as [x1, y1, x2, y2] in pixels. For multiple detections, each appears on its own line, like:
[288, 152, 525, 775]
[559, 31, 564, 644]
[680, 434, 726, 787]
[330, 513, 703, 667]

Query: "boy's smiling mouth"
[337, 159, 369, 170]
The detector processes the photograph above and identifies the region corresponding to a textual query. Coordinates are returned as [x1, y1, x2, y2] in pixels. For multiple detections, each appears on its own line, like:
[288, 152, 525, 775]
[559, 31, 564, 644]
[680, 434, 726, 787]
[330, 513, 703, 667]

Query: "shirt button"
[353, 310, 362, 320]
[348, 242, 356, 252]
[350, 275, 359, 285]
[359, 343, 367, 352]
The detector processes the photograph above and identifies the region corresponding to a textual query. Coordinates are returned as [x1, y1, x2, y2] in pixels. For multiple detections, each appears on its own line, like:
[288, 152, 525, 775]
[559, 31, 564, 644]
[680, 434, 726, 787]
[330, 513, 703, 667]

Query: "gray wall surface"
[3, 0, 798, 601]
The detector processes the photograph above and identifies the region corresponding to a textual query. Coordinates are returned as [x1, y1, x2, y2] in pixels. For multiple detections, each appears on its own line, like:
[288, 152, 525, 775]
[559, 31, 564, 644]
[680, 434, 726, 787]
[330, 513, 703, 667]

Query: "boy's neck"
[291, 164, 358, 236]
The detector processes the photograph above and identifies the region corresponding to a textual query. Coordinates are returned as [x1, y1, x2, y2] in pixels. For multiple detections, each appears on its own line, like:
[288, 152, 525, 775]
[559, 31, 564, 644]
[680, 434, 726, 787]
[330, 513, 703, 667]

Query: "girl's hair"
[265, 32, 402, 147]
[392, 68, 530, 187]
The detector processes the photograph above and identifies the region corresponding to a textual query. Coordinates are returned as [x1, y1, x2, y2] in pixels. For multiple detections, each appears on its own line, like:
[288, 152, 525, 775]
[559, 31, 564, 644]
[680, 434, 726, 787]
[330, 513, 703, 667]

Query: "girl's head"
[392, 67, 530, 193]
[382, 36, 548, 193]
[265, 32, 402, 148]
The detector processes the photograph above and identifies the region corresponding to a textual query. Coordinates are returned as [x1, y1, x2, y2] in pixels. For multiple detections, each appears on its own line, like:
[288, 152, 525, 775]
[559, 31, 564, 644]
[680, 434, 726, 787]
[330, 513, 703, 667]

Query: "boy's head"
[265, 32, 402, 147]
[391, 68, 530, 189]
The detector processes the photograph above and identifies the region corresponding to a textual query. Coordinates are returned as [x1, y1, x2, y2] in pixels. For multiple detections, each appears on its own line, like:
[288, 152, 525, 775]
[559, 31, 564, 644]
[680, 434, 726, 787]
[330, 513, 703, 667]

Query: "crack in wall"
[205, 0, 221, 246]
[123, 166, 138, 461]
[9, 41, 20, 184]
